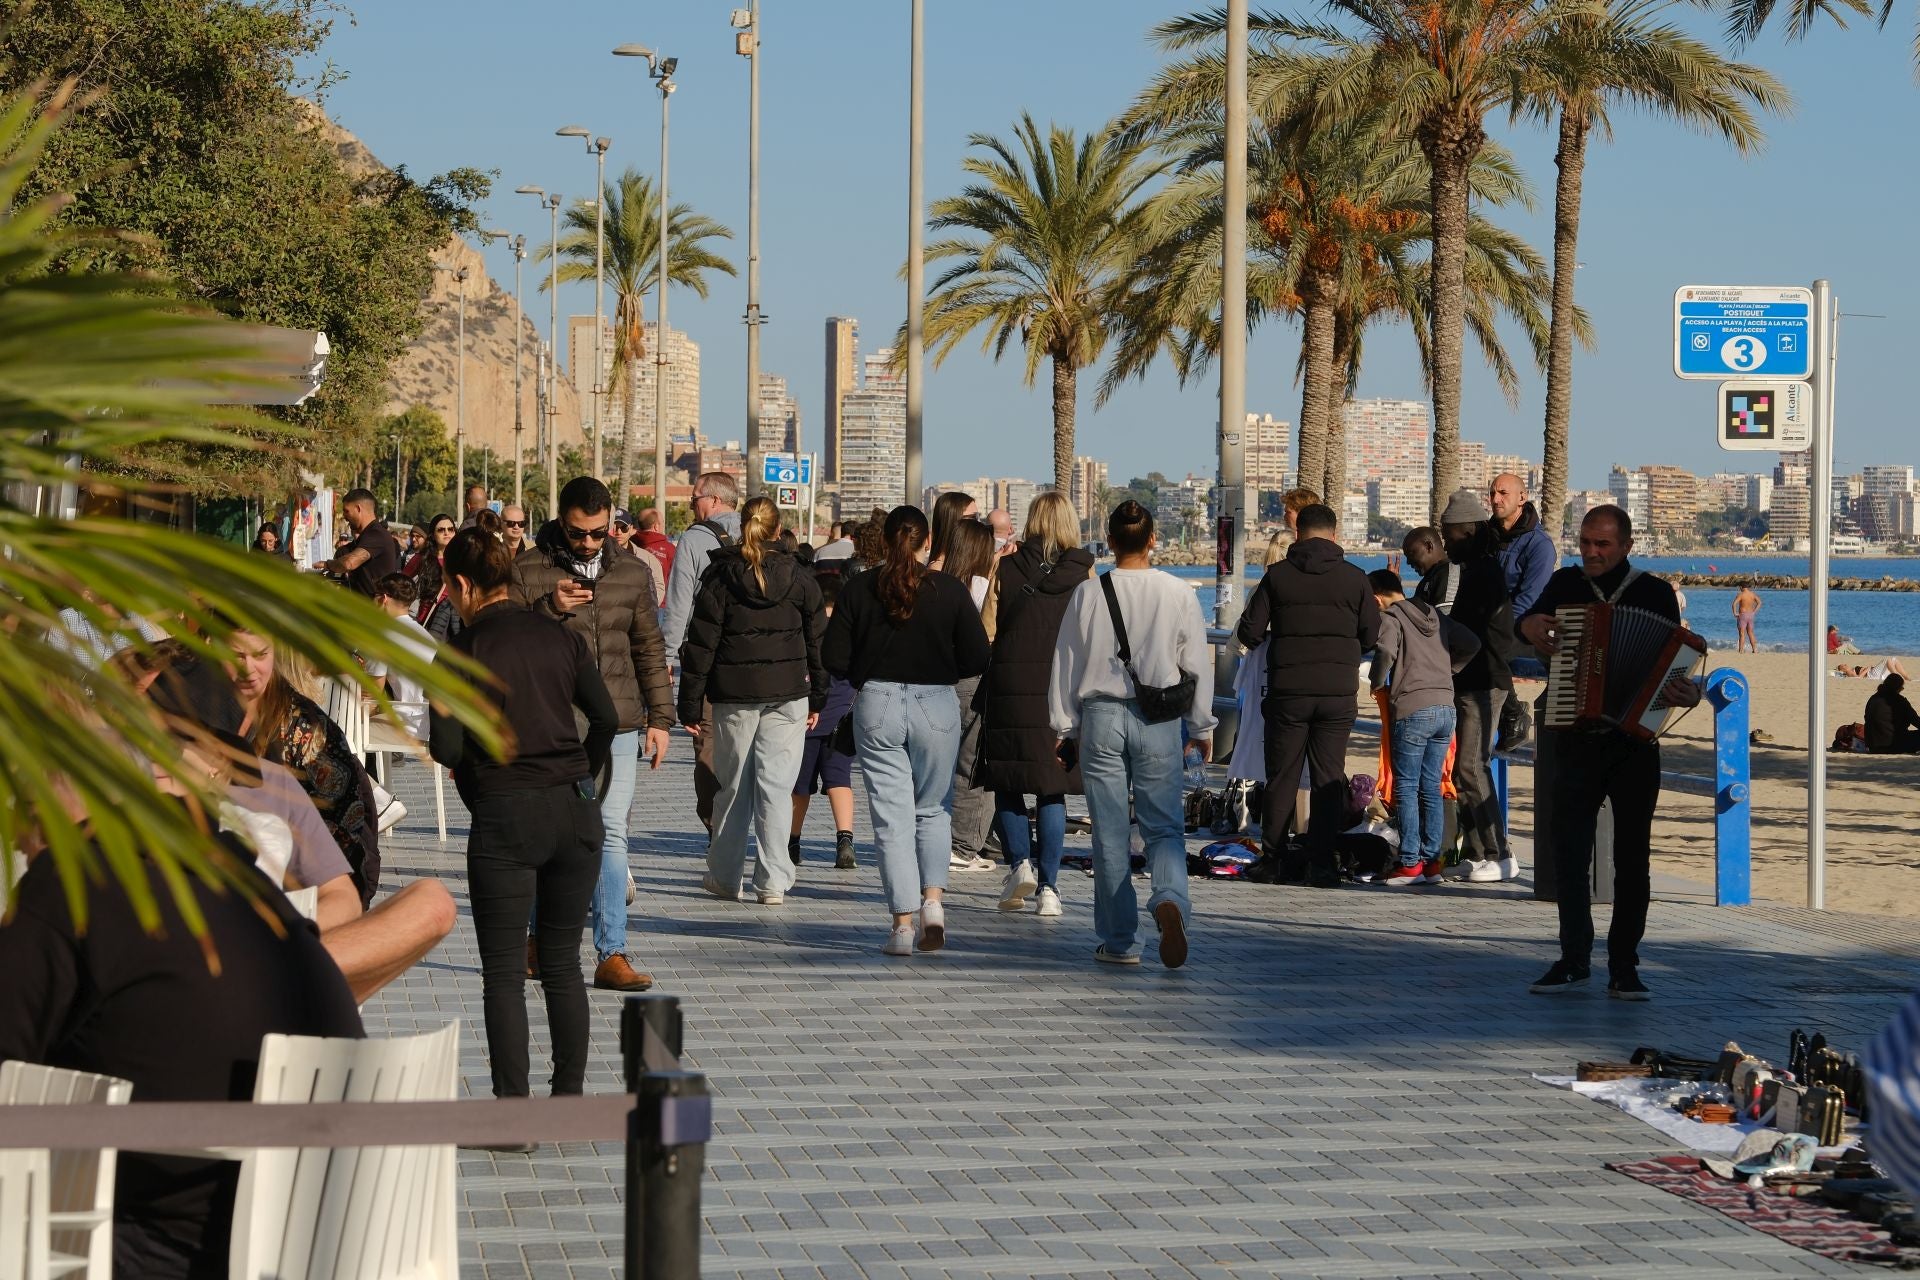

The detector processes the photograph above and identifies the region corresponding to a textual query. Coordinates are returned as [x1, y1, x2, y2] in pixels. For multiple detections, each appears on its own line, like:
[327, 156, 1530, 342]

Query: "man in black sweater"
[1236, 503, 1380, 887]
[1437, 489, 1518, 883]
[1518, 504, 1700, 1001]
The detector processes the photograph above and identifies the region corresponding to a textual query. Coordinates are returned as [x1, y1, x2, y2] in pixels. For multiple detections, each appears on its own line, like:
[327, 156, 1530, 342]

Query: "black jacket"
[974, 543, 1095, 795]
[675, 546, 827, 721]
[1865, 688, 1920, 752]
[823, 568, 990, 688]
[1445, 528, 1517, 693]
[1236, 536, 1380, 700]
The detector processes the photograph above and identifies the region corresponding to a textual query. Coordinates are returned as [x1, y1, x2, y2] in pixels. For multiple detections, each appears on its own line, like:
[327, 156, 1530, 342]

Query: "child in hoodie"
[1368, 570, 1480, 886]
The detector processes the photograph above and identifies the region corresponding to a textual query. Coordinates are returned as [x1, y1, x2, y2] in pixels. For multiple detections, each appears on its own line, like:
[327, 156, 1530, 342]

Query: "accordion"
[1543, 603, 1706, 740]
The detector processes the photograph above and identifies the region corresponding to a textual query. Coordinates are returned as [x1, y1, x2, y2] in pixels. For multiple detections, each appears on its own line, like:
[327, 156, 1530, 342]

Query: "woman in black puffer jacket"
[973, 492, 1095, 918]
[677, 496, 827, 905]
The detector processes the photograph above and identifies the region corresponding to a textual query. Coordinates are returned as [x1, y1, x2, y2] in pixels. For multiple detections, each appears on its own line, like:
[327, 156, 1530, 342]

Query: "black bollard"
[638, 1069, 710, 1279]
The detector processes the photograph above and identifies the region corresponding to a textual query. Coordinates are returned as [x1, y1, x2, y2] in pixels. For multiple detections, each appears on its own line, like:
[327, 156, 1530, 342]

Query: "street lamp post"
[510, 234, 527, 507]
[904, 0, 925, 505]
[516, 185, 563, 515]
[612, 44, 678, 516]
[434, 262, 470, 502]
[558, 128, 612, 487]
[1216, 0, 1248, 633]
[391, 430, 402, 520]
[732, 5, 765, 494]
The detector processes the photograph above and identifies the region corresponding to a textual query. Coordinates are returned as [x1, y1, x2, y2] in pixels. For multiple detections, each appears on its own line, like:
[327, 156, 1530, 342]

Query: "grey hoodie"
[662, 508, 743, 663]
[1370, 598, 1481, 718]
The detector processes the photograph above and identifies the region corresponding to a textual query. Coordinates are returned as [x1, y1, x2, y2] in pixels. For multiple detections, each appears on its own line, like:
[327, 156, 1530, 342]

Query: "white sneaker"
[1497, 856, 1522, 881]
[626, 870, 637, 906]
[701, 874, 739, 900]
[1467, 859, 1503, 883]
[948, 850, 974, 871]
[882, 926, 914, 956]
[916, 900, 946, 952]
[1446, 859, 1483, 881]
[757, 890, 784, 905]
[1034, 886, 1062, 917]
[1000, 861, 1039, 910]
[969, 854, 996, 870]
[375, 795, 407, 834]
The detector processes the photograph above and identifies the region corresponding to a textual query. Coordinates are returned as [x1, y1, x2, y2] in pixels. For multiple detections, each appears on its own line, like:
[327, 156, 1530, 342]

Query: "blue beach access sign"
[1673, 285, 1813, 380]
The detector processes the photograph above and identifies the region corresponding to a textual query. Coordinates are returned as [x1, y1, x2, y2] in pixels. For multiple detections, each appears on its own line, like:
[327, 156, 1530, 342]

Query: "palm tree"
[0, 84, 501, 930]
[540, 169, 734, 500]
[909, 114, 1166, 493]
[1148, 3, 1582, 524]
[1530, 3, 1786, 537]
[1720, 0, 1909, 70]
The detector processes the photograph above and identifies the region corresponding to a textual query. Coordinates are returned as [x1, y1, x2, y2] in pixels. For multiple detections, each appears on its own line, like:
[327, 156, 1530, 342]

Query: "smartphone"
[571, 575, 596, 594]
[1056, 737, 1079, 771]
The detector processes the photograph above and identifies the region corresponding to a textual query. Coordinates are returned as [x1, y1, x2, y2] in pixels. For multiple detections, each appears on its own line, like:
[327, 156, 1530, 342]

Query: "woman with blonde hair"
[677, 495, 828, 905]
[974, 491, 1097, 914]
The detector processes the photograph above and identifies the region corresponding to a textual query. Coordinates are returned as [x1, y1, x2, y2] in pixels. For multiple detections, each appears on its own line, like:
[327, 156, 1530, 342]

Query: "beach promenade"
[367, 737, 1920, 1280]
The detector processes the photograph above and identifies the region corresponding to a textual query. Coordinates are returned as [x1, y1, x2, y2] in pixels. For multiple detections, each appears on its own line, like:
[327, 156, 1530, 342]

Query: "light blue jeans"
[592, 730, 641, 960]
[853, 681, 960, 915]
[706, 697, 810, 896]
[1078, 697, 1190, 955]
[1389, 703, 1455, 865]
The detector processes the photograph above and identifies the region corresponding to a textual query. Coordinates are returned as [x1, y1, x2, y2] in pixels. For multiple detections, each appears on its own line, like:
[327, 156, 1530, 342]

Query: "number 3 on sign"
[1721, 335, 1766, 372]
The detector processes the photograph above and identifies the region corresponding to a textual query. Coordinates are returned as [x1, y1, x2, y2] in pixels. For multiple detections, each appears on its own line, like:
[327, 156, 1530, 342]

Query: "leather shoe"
[592, 954, 654, 992]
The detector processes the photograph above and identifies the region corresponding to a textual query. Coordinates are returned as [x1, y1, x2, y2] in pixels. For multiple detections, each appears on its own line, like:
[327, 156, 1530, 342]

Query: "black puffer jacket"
[1444, 526, 1516, 693]
[974, 543, 1095, 796]
[675, 546, 827, 722]
[1235, 535, 1381, 700]
[512, 521, 673, 732]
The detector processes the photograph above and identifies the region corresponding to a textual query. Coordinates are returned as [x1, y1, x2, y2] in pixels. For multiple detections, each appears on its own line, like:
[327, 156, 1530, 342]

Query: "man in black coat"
[1236, 503, 1380, 887]
[1436, 488, 1519, 883]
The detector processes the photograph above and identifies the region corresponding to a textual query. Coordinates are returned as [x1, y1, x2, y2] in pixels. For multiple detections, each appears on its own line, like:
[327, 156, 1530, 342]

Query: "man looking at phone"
[513, 476, 673, 993]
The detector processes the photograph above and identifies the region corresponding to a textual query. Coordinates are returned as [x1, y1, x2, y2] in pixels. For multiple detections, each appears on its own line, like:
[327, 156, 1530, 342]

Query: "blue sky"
[309, 0, 1919, 491]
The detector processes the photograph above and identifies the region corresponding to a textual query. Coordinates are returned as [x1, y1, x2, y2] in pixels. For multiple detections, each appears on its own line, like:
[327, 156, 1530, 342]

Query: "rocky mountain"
[296, 103, 585, 472]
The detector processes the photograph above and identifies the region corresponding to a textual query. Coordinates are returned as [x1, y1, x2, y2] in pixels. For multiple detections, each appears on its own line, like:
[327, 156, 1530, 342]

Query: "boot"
[592, 954, 654, 992]
[788, 833, 803, 866]
[835, 830, 856, 869]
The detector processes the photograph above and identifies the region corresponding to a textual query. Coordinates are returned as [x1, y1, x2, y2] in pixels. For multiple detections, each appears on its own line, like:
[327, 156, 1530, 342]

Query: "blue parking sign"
[760, 453, 811, 486]
[1673, 285, 1813, 380]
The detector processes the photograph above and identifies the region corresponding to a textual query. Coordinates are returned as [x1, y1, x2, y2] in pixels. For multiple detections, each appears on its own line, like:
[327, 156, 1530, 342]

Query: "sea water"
[1174, 557, 1920, 656]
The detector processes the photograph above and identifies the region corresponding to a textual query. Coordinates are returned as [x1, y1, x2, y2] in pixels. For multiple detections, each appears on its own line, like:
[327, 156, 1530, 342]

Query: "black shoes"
[788, 834, 802, 866]
[1607, 970, 1652, 1001]
[1529, 961, 1592, 994]
[835, 830, 856, 869]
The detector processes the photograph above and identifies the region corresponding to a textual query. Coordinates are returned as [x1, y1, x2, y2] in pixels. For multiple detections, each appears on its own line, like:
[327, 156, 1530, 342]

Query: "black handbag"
[1098, 572, 1196, 724]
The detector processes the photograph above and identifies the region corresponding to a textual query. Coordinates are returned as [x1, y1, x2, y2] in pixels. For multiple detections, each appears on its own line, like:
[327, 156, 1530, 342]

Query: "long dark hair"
[876, 505, 929, 624]
[413, 511, 457, 603]
[929, 490, 975, 566]
[943, 516, 995, 587]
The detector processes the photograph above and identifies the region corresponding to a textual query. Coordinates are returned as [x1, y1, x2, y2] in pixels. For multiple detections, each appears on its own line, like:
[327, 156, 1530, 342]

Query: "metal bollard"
[1706, 669, 1752, 907]
[623, 994, 710, 1279]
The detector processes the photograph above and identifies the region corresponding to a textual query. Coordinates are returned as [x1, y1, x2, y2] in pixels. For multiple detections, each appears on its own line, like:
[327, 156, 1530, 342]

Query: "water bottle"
[1183, 741, 1207, 789]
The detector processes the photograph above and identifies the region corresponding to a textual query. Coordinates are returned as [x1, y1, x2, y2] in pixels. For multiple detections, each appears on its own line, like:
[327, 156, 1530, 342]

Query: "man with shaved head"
[1488, 472, 1556, 619]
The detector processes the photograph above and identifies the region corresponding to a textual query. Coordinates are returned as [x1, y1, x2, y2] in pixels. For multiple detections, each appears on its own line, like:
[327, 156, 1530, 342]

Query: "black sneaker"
[1607, 971, 1652, 1002]
[788, 834, 803, 866]
[1528, 961, 1592, 994]
[835, 830, 857, 870]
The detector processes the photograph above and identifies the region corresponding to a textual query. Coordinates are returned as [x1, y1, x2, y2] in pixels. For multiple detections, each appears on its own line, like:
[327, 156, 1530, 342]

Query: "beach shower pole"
[1214, 0, 1248, 636]
[1807, 278, 1835, 911]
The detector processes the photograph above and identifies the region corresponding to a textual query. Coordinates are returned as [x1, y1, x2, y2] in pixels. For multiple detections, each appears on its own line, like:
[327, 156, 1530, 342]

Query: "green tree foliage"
[1, 2, 489, 495]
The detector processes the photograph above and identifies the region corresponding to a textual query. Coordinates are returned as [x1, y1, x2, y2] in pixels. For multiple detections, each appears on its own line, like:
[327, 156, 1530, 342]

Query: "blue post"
[1490, 755, 1509, 830]
[1706, 669, 1751, 907]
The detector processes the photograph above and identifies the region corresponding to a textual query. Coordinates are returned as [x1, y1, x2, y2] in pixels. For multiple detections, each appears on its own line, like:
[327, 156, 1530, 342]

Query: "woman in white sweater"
[1048, 501, 1215, 970]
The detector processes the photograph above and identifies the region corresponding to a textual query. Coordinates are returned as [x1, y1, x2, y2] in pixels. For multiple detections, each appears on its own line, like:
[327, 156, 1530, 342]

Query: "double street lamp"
[612, 43, 676, 515]
[515, 184, 563, 515]
[557, 127, 612, 488]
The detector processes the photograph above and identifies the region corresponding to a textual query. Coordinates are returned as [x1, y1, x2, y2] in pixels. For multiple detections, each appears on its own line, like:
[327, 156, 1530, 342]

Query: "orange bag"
[1374, 688, 1458, 807]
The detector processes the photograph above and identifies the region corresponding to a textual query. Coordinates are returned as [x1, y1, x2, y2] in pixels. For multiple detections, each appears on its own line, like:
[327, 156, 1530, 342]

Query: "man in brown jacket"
[513, 476, 673, 991]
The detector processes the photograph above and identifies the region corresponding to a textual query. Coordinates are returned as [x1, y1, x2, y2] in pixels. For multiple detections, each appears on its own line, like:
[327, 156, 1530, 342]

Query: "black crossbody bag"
[1098, 572, 1196, 724]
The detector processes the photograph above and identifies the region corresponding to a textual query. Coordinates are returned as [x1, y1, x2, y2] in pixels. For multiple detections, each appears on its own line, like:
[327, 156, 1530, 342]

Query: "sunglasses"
[505, 519, 527, 529]
[564, 523, 610, 543]
[433, 526, 454, 535]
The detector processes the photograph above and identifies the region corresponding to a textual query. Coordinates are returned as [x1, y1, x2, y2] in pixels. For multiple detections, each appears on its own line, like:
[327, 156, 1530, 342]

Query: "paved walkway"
[366, 741, 1920, 1280]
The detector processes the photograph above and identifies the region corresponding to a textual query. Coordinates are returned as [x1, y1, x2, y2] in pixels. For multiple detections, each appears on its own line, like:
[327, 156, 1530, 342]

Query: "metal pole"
[1807, 278, 1835, 910]
[549, 198, 561, 511]
[456, 271, 467, 503]
[744, 0, 764, 496]
[1214, 0, 1249, 635]
[513, 237, 526, 508]
[654, 81, 673, 514]
[904, 0, 925, 505]
[594, 144, 608, 484]
[392, 433, 401, 520]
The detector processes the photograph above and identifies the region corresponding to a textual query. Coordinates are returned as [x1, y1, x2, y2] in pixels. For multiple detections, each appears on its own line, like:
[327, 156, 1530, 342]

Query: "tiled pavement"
[366, 741, 1920, 1279]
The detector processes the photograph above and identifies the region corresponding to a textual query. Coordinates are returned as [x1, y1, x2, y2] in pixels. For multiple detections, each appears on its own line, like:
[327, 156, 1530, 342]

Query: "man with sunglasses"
[512, 476, 673, 993]
[663, 471, 743, 832]
[501, 505, 529, 557]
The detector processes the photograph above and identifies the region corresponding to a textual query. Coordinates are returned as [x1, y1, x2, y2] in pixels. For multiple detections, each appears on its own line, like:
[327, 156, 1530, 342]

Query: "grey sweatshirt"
[1370, 598, 1480, 718]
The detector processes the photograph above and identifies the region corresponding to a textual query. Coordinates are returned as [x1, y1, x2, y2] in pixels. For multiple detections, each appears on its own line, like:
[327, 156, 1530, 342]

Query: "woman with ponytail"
[430, 519, 617, 1113]
[823, 505, 991, 956]
[676, 496, 827, 905]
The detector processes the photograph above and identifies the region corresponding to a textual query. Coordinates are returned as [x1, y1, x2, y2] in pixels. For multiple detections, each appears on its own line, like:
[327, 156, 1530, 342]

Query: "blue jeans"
[853, 682, 961, 915]
[1078, 698, 1190, 955]
[1390, 704, 1455, 864]
[995, 792, 1066, 890]
[593, 730, 640, 959]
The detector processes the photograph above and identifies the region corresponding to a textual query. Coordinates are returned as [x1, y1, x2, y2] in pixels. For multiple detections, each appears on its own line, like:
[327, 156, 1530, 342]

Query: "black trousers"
[1260, 694, 1356, 865]
[1548, 731, 1659, 975]
[468, 782, 603, 1098]
[692, 698, 719, 830]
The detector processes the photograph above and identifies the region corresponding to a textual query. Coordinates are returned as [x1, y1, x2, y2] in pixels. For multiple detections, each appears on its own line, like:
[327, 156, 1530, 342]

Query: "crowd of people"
[3, 463, 1722, 1276]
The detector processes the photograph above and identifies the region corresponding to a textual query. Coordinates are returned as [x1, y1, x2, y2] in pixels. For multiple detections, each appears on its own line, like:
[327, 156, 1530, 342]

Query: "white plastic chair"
[284, 886, 319, 921]
[0, 1062, 134, 1280]
[364, 716, 446, 845]
[0, 1147, 54, 1280]
[228, 1021, 459, 1280]
[318, 678, 370, 758]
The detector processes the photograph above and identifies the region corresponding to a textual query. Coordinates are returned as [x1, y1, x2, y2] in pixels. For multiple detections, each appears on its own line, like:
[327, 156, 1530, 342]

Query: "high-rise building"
[1769, 485, 1811, 545]
[1863, 464, 1914, 499]
[1245, 413, 1292, 491]
[1068, 455, 1108, 531]
[1343, 399, 1430, 489]
[1483, 452, 1543, 495]
[1608, 466, 1652, 540]
[1638, 465, 1698, 544]
[996, 479, 1039, 528]
[1567, 490, 1616, 528]
[1153, 474, 1209, 544]
[837, 348, 905, 517]
[823, 317, 859, 483]
[1834, 471, 1863, 514]
[1457, 440, 1488, 492]
[1366, 478, 1427, 528]
[568, 317, 700, 460]
[1340, 491, 1370, 546]
[757, 373, 801, 457]
[1699, 472, 1751, 512]
[1775, 450, 1810, 487]
[1746, 474, 1774, 513]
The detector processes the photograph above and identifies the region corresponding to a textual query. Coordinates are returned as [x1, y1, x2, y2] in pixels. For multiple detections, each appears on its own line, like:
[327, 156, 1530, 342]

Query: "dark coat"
[1444, 527, 1517, 693]
[973, 543, 1095, 795]
[674, 546, 827, 722]
[512, 521, 673, 731]
[1235, 536, 1380, 700]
